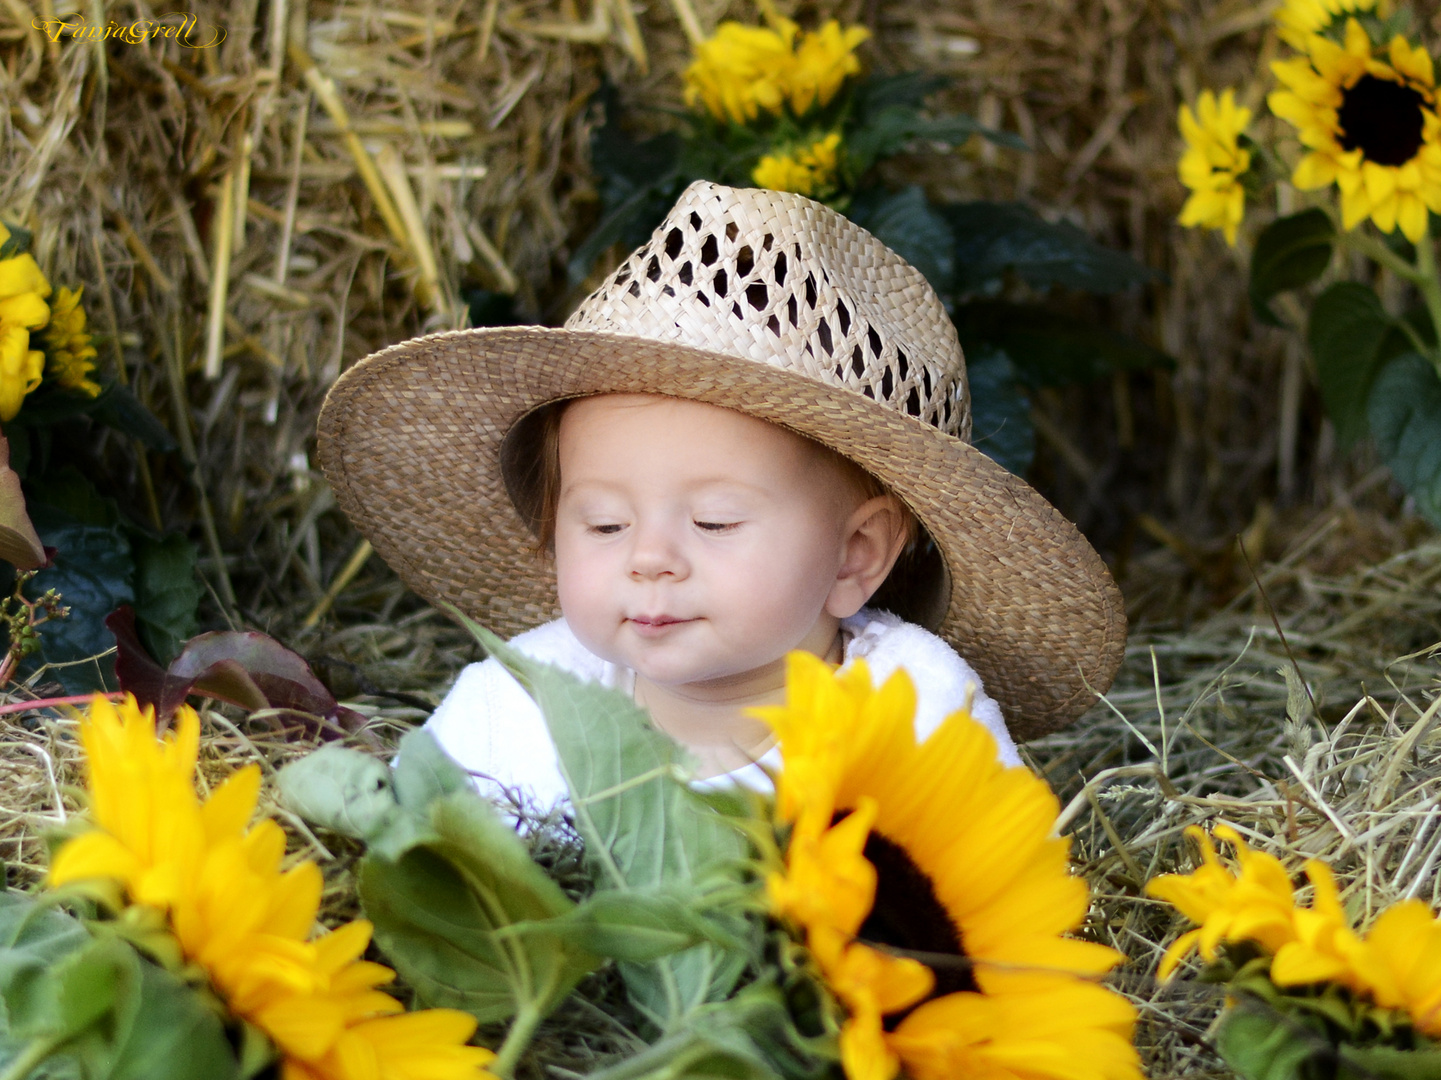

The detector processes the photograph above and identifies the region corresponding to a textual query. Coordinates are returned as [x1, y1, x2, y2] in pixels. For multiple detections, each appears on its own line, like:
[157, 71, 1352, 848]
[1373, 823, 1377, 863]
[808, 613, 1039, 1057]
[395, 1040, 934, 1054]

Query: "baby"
[318, 181, 1126, 807]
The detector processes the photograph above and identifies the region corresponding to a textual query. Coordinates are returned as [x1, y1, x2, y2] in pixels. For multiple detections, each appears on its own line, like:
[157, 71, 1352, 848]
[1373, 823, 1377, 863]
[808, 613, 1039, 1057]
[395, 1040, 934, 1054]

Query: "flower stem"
[0, 1036, 65, 1080]
[1413, 231, 1441, 373]
[1335, 227, 1428, 285]
[492, 1003, 544, 1079]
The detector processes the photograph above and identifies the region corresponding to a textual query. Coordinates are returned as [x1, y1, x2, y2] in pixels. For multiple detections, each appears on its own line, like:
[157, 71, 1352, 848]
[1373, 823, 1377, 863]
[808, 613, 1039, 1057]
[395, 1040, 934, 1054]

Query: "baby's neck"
[634, 630, 844, 780]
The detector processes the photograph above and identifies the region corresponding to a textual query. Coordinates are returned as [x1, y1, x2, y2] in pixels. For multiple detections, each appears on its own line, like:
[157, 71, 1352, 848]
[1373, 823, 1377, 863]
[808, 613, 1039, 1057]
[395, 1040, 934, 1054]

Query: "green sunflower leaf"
[943, 201, 1158, 295]
[0, 901, 240, 1080]
[966, 345, 1035, 475]
[1310, 283, 1409, 448]
[1214, 999, 1330, 1080]
[349, 730, 598, 1025]
[129, 532, 202, 667]
[453, 613, 754, 1029]
[952, 301, 1173, 386]
[1367, 352, 1441, 527]
[1250, 208, 1335, 326]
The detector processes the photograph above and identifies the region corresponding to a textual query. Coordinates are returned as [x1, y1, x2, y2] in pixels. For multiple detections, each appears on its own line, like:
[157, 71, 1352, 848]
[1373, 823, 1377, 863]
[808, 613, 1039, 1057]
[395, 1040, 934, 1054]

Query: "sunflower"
[752, 133, 844, 197]
[1147, 825, 1441, 1037]
[1177, 89, 1253, 245]
[0, 223, 51, 422]
[1275, 0, 1386, 50]
[49, 695, 496, 1080]
[1269, 20, 1441, 242]
[44, 285, 101, 397]
[1145, 824, 1305, 979]
[755, 653, 1141, 1080]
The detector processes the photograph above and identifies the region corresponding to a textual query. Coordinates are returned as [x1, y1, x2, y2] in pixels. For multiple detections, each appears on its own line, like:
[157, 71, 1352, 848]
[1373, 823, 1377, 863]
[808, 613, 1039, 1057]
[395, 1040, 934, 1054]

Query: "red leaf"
[107, 607, 366, 737]
[0, 432, 45, 570]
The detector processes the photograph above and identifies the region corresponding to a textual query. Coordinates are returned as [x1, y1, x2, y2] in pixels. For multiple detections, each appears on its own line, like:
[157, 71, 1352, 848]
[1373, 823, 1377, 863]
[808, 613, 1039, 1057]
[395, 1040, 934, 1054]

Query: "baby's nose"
[628, 523, 688, 579]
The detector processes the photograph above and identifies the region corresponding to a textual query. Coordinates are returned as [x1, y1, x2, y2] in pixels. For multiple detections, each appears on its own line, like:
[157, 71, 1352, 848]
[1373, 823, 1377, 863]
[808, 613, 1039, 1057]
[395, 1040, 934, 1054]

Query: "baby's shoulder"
[841, 608, 1020, 765]
[422, 617, 601, 809]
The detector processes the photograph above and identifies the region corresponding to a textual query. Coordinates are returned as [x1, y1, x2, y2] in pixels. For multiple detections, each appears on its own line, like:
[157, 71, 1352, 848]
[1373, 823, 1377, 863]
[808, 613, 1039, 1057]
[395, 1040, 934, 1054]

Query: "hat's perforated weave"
[566, 182, 971, 441]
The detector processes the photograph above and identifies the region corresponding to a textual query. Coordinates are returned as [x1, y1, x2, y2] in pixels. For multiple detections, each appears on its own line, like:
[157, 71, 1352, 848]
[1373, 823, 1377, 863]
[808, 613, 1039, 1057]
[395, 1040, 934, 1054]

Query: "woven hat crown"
[566, 181, 972, 441]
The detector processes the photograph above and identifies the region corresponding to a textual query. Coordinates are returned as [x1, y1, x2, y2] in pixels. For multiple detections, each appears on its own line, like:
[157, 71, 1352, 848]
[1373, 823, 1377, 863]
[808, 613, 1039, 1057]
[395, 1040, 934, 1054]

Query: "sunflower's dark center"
[1337, 75, 1427, 166]
[830, 811, 978, 1027]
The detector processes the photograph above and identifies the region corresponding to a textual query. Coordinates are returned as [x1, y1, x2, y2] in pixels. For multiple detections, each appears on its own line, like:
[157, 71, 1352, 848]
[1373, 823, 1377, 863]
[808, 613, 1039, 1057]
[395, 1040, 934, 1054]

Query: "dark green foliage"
[0, 893, 241, 1080]
[17, 468, 200, 692]
[1308, 283, 1409, 448]
[953, 302, 1173, 387]
[944, 202, 1158, 295]
[1249, 209, 1335, 325]
[966, 346, 1035, 475]
[1368, 353, 1441, 527]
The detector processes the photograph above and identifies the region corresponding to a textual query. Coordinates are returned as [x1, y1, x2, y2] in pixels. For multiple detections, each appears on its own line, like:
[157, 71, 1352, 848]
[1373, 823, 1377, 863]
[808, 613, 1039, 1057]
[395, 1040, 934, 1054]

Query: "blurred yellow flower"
[684, 18, 797, 125]
[45, 285, 100, 397]
[0, 222, 51, 422]
[787, 21, 870, 115]
[1275, 0, 1385, 49]
[50, 695, 497, 1080]
[1270, 21, 1441, 241]
[684, 18, 868, 125]
[752, 133, 844, 196]
[757, 653, 1139, 1080]
[1177, 89, 1253, 245]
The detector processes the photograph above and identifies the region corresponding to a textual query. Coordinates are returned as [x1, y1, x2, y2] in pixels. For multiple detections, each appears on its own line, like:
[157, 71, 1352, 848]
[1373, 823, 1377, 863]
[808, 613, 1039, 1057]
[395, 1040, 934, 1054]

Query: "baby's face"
[553, 394, 865, 689]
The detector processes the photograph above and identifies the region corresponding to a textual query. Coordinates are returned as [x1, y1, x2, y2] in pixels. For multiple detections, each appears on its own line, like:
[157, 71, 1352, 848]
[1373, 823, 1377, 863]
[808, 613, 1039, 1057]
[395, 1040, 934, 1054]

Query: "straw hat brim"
[317, 325, 1125, 739]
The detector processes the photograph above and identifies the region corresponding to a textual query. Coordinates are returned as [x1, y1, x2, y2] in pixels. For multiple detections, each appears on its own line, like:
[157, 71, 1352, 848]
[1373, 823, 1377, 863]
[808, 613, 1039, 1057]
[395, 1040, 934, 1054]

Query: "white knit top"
[423, 607, 1021, 809]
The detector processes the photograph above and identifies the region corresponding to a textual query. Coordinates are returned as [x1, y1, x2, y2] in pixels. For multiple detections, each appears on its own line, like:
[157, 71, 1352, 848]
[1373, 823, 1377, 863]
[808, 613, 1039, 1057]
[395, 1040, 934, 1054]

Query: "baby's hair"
[502, 397, 946, 628]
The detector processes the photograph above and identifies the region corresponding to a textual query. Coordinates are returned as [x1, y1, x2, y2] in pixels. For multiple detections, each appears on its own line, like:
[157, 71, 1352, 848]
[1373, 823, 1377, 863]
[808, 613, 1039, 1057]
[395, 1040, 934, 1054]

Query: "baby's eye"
[695, 520, 740, 533]
[588, 523, 625, 535]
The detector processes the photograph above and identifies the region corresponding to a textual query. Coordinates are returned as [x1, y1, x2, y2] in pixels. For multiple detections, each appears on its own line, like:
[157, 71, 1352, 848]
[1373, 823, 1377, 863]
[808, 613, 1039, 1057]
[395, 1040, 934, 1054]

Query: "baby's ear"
[825, 495, 911, 619]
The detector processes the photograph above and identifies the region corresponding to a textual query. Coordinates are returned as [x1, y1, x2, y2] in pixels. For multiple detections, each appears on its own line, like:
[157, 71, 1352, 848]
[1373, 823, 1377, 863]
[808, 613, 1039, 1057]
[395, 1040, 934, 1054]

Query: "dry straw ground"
[0, 0, 1438, 1077]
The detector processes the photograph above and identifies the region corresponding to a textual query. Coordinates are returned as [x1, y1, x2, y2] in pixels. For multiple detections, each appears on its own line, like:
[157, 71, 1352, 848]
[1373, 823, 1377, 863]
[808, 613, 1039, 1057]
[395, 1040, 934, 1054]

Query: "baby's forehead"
[556, 393, 872, 499]
[561, 393, 810, 449]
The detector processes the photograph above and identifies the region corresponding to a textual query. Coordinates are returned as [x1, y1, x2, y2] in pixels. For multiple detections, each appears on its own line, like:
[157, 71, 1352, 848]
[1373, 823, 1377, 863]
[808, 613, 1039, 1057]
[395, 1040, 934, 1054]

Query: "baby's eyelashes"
[588, 523, 626, 535]
[694, 520, 741, 533]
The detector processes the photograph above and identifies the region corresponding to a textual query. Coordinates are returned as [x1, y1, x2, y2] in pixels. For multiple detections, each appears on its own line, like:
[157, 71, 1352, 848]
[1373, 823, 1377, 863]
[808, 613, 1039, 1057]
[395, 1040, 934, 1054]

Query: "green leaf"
[391, 726, 475, 813]
[351, 732, 597, 1025]
[1214, 1001, 1328, 1080]
[129, 533, 202, 666]
[89, 384, 178, 454]
[1309, 282, 1406, 448]
[1368, 353, 1441, 527]
[0, 223, 32, 259]
[82, 942, 240, 1080]
[0, 906, 239, 1080]
[276, 742, 405, 842]
[360, 789, 597, 1023]
[847, 187, 955, 294]
[0, 892, 92, 1076]
[500, 892, 747, 963]
[952, 302, 1174, 386]
[943, 202, 1158, 295]
[455, 615, 752, 1026]
[21, 516, 134, 693]
[1249, 208, 1335, 326]
[1337, 1041, 1441, 1080]
[966, 346, 1034, 475]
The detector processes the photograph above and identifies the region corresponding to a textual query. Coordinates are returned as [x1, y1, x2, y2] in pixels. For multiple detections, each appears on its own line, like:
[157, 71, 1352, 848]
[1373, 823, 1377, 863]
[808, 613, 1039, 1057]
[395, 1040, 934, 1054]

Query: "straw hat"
[318, 181, 1125, 739]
